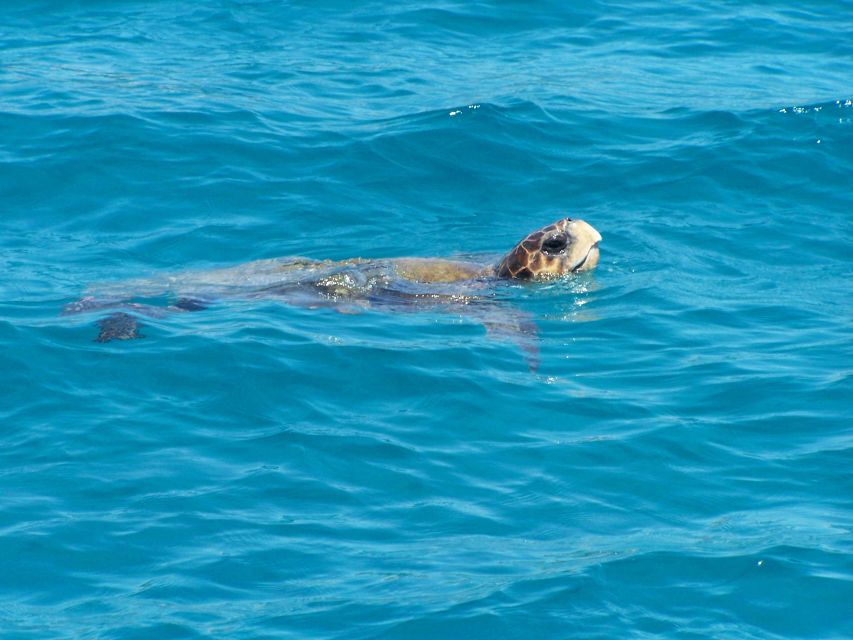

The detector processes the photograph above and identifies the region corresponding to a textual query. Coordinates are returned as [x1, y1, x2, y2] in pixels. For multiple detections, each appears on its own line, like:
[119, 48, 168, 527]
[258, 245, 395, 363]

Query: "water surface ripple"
[2, 1, 852, 639]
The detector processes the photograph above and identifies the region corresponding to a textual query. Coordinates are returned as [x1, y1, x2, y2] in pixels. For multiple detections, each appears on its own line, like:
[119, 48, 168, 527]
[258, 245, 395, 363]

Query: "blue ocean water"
[2, 1, 852, 637]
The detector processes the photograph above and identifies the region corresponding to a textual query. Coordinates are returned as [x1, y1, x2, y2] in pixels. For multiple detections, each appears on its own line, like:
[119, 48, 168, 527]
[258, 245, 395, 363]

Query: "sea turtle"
[64, 217, 601, 367]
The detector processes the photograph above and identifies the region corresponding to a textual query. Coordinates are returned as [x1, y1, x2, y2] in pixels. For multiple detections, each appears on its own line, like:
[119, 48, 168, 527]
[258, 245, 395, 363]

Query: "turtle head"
[497, 218, 602, 280]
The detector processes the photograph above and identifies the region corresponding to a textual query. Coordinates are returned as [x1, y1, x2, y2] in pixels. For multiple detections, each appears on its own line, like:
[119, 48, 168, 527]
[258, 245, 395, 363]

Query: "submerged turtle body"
[65, 218, 602, 356]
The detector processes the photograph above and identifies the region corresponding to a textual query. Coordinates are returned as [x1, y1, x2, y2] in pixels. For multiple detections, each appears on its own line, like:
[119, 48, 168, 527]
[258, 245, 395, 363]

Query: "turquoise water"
[3, 1, 852, 637]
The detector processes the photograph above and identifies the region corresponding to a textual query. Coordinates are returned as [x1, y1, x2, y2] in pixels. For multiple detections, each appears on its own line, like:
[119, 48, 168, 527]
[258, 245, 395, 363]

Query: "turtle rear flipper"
[173, 297, 208, 312]
[95, 312, 144, 343]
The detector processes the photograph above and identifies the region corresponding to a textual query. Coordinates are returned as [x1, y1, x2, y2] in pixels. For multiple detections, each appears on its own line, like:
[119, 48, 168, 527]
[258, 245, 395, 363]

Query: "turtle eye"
[542, 233, 568, 254]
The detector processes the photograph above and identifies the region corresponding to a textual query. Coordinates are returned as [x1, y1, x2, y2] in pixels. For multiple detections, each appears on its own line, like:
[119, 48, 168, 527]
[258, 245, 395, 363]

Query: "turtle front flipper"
[95, 312, 144, 343]
[482, 315, 541, 373]
[454, 301, 541, 373]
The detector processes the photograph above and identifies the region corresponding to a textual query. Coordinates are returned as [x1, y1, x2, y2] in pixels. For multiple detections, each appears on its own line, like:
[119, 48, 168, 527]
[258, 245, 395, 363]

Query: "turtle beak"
[568, 220, 602, 272]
